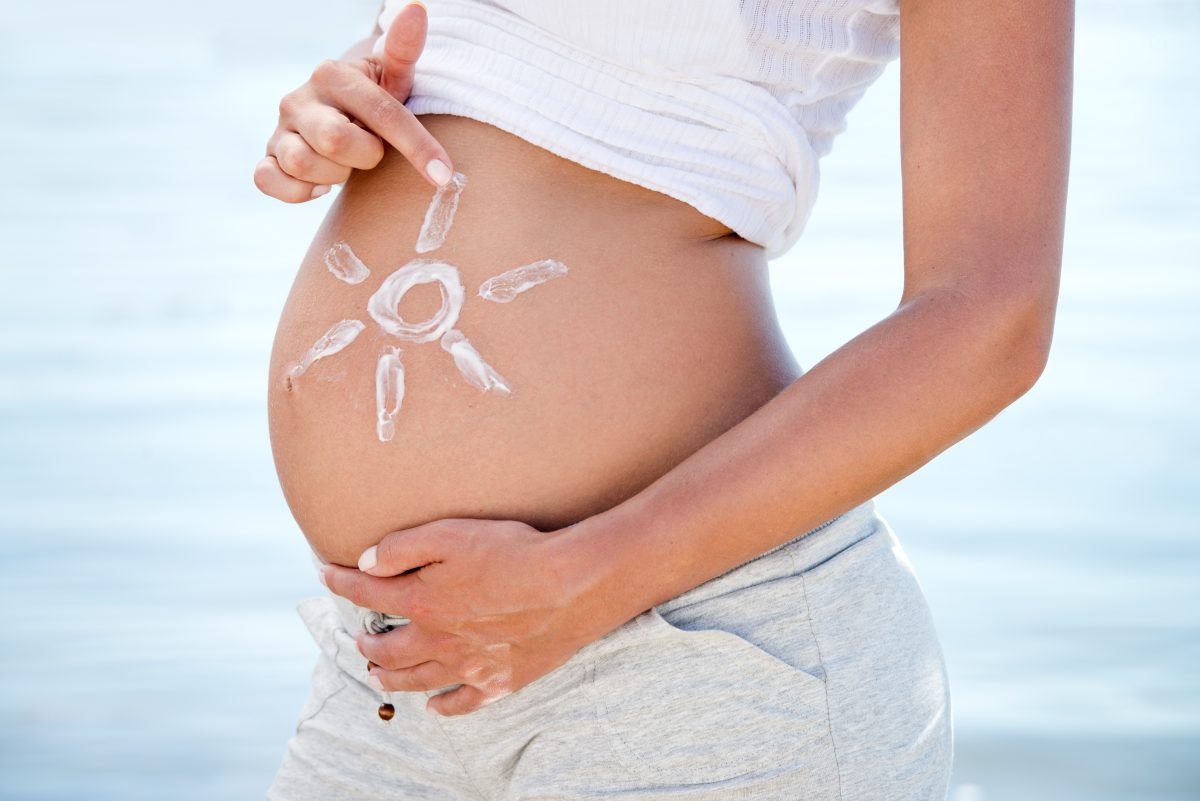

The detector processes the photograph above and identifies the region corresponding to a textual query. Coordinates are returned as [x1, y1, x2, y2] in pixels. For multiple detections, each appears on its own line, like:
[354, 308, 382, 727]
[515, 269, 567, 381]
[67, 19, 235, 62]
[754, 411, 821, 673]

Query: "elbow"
[990, 287, 1058, 401]
[1007, 323, 1053, 401]
[910, 275, 1059, 402]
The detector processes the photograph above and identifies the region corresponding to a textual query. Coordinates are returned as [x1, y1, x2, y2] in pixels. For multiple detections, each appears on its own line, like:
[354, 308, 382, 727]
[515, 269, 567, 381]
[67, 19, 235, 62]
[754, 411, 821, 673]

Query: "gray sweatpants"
[266, 496, 953, 800]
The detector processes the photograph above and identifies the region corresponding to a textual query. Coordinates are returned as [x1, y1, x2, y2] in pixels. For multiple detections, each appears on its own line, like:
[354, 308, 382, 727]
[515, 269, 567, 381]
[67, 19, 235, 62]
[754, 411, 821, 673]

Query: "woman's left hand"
[318, 518, 619, 716]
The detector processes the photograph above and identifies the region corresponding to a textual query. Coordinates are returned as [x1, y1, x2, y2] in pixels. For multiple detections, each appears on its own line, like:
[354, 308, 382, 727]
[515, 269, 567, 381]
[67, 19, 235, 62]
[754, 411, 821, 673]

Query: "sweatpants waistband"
[653, 495, 881, 617]
[310, 495, 883, 640]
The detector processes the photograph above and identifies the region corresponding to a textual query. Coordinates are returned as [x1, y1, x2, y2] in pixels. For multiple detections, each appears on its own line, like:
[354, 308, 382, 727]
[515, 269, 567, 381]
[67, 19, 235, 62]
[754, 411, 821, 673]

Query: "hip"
[271, 496, 954, 800]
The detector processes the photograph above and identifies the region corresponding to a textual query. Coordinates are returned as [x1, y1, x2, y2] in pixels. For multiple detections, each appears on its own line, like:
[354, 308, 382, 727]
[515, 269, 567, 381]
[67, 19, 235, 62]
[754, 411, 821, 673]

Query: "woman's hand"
[318, 518, 625, 716]
[254, 1, 454, 203]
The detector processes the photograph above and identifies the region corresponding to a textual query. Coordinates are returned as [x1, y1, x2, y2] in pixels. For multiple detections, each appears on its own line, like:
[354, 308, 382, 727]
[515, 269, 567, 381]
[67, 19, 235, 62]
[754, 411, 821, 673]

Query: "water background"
[0, 1, 1196, 799]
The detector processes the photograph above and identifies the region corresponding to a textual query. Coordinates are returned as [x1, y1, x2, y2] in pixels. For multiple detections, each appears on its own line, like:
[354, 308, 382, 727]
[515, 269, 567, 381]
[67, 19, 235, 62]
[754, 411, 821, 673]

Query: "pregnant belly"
[267, 115, 803, 567]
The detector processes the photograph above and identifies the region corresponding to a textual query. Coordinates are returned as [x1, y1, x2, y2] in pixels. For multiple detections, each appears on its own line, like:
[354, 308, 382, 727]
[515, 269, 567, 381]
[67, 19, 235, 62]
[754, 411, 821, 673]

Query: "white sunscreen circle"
[367, 259, 465, 344]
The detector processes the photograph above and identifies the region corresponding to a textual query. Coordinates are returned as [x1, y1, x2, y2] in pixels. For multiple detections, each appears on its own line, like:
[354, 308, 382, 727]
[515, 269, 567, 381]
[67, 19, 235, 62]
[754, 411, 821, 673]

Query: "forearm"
[554, 286, 1048, 630]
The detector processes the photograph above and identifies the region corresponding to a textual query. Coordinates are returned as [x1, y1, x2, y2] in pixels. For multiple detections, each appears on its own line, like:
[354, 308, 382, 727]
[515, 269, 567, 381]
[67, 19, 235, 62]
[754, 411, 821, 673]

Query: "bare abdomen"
[267, 115, 802, 566]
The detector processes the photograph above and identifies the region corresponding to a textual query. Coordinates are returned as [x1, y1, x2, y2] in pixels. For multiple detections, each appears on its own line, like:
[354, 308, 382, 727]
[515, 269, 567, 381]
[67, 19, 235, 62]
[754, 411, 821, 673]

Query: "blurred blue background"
[0, 1, 1195, 799]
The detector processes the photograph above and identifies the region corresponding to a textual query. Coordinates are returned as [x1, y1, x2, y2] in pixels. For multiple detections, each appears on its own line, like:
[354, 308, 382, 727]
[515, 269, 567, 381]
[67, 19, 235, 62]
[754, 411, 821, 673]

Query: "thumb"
[358, 520, 453, 577]
[373, 0, 429, 100]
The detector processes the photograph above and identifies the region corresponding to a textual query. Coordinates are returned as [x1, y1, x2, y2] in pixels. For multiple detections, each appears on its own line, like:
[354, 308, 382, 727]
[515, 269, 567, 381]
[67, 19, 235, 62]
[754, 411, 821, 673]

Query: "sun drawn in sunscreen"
[287, 170, 569, 442]
[287, 319, 366, 380]
[477, 258, 568, 303]
[415, 171, 467, 253]
[374, 346, 405, 443]
[324, 241, 370, 284]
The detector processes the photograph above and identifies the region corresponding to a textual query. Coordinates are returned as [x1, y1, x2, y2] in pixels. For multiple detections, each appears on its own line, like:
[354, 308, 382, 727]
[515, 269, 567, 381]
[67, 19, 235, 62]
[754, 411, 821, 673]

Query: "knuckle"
[369, 96, 393, 124]
[277, 146, 312, 177]
[314, 123, 350, 156]
[311, 58, 343, 85]
[371, 96, 405, 133]
[278, 91, 301, 118]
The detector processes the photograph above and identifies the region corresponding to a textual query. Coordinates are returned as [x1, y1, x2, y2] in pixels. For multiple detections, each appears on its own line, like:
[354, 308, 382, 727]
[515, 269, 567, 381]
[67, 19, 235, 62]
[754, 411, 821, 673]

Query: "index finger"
[315, 69, 453, 187]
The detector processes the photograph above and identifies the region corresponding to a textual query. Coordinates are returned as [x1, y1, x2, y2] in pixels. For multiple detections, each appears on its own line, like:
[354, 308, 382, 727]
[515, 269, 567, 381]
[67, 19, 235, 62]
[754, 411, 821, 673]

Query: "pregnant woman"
[258, 1, 1072, 798]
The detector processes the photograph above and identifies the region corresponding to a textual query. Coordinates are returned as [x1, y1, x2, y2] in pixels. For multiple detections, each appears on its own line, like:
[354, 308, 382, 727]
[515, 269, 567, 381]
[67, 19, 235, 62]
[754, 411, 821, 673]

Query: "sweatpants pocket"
[294, 650, 349, 731]
[291, 599, 353, 731]
[582, 606, 837, 787]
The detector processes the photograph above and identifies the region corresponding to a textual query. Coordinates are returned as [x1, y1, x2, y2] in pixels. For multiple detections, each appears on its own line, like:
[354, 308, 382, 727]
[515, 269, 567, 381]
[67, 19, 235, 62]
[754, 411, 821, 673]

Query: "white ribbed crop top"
[374, 0, 901, 261]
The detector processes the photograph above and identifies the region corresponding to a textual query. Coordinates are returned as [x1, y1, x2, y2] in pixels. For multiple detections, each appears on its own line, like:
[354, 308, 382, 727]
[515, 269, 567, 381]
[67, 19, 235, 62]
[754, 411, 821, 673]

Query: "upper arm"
[896, 0, 1074, 331]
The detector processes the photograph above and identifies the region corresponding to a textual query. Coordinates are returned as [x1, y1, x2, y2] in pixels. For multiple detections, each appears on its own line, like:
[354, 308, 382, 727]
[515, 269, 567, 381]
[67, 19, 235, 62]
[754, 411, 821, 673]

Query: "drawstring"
[359, 608, 407, 720]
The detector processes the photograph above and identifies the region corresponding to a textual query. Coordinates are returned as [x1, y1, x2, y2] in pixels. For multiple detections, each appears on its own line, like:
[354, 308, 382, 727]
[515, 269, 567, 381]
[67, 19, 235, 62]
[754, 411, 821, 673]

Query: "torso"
[267, 114, 803, 567]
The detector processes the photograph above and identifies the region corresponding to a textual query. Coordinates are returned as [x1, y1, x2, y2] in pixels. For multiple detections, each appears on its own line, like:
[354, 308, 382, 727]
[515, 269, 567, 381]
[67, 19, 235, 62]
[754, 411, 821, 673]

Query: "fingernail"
[367, 674, 385, 692]
[425, 159, 452, 186]
[358, 545, 378, 572]
[404, 0, 428, 11]
[310, 184, 332, 199]
[317, 567, 330, 587]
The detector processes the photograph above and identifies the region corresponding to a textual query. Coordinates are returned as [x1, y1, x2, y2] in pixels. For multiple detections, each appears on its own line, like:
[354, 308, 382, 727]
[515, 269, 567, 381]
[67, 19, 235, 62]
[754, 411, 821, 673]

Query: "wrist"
[542, 495, 664, 645]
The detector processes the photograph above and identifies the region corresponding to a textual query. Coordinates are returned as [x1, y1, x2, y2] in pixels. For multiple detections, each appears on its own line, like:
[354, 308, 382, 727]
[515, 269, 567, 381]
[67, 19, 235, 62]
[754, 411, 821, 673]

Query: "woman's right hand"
[254, 1, 454, 203]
